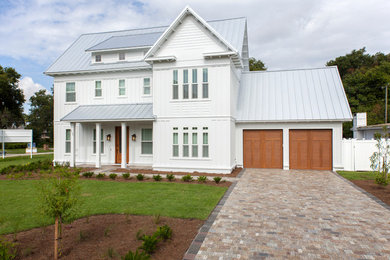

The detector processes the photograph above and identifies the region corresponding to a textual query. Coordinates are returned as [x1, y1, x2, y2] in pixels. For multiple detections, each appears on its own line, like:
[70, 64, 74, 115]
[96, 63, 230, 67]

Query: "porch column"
[70, 122, 76, 167]
[96, 123, 101, 168]
[121, 122, 127, 168]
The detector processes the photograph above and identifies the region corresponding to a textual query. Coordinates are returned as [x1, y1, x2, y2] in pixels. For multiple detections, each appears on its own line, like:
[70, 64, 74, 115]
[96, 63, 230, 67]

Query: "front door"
[115, 126, 129, 164]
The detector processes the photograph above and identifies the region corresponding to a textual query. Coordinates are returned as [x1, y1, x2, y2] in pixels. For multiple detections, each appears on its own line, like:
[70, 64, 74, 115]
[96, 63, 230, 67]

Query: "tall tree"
[249, 57, 267, 71]
[26, 89, 53, 146]
[327, 48, 390, 137]
[0, 66, 25, 128]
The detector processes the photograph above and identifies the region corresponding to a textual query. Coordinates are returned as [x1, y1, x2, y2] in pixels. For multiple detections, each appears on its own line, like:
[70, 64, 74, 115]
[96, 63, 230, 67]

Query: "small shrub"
[0, 236, 16, 260]
[122, 249, 150, 260]
[139, 234, 159, 254]
[197, 176, 207, 183]
[152, 174, 162, 181]
[375, 172, 389, 185]
[96, 173, 105, 179]
[153, 214, 161, 224]
[82, 171, 94, 178]
[136, 174, 144, 181]
[122, 173, 130, 179]
[109, 173, 117, 180]
[181, 174, 193, 182]
[155, 225, 172, 241]
[166, 174, 175, 181]
[213, 176, 222, 184]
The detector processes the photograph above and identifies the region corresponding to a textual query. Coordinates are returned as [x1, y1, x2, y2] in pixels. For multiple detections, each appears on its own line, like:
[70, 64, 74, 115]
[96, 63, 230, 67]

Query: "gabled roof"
[61, 103, 153, 122]
[236, 66, 353, 122]
[45, 8, 247, 75]
[144, 6, 238, 61]
[86, 32, 162, 52]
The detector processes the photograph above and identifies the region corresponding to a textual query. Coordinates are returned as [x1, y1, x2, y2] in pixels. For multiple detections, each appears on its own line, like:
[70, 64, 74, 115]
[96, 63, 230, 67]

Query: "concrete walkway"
[195, 169, 390, 259]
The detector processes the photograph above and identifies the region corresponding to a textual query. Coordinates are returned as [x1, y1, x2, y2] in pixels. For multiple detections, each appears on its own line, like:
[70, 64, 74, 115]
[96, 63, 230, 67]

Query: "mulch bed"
[112, 167, 243, 177]
[350, 179, 390, 206]
[5, 214, 203, 260]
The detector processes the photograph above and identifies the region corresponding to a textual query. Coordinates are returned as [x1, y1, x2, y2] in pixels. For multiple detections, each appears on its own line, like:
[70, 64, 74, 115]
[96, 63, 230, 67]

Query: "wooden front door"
[289, 129, 332, 170]
[115, 126, 129, 164]
[243, 130, 283, 169]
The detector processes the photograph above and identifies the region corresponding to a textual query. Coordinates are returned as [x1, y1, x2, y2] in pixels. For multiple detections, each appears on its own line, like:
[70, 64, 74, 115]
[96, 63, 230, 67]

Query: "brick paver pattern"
[195, 169, 390, 259]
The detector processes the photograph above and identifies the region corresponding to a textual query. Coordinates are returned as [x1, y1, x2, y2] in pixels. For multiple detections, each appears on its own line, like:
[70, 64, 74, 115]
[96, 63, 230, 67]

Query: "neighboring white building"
[45, 6, 352, 173]
[352, 112, 389, 140]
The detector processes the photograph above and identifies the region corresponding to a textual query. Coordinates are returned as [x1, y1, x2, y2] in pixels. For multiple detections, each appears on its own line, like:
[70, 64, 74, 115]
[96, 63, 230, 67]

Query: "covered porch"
[61, 103, 154, 168]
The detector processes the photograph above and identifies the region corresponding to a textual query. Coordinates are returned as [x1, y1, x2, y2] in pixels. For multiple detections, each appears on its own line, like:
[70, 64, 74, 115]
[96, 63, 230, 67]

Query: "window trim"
[141, 128, 153, 155]
[202, 68, 209, 99]
[95, 55, 101, 62]
[172, 128, 179, 157]
[119, 52, 125, 61]
[65, 129, 71, 154]
[95, 80, 102, 97]
[118, 79, 126, 96]
[202, 130, 209, 158]
[65, 82, 76, 103]
[143, 78, 151, 96]
[172, 70, 178, 100]
[192, 69, 198, 99]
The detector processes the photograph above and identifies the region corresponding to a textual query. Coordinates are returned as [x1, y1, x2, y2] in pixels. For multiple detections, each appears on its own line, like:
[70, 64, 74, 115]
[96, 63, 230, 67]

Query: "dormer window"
[119, 53, 125, 61]
[95, 55, 101, 62]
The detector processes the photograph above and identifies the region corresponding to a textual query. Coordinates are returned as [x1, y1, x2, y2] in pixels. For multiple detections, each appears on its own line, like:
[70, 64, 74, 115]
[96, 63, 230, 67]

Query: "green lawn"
[4, 148, 52, 154]
[0, 154, 54, 170]
[0, 180, 227, 234]
[337, 171, 376, 181]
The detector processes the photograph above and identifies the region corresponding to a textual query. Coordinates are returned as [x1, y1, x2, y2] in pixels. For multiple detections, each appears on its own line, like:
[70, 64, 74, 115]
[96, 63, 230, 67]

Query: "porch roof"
[61, 103, 154, 122]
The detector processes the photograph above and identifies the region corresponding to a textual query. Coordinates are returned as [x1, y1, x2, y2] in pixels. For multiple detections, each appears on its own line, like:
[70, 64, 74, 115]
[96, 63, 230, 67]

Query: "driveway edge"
[332, 171, 390, 211]
[182, 168, 245, 260]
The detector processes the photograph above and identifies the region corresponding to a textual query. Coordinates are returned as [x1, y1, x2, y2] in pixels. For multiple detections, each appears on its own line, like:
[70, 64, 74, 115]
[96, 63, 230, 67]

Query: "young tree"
[26, 89, 53, 146]
[38, 168, 80, 260]
[249, 57, 267, 71]
[0, 66, 25, 128]
[370, 127, 390, 185]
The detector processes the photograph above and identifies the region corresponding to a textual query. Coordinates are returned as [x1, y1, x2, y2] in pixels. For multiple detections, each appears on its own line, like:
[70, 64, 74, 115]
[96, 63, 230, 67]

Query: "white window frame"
[141, 128, 153, 155]
[93, 129, 104, 154]
[192, 69, 198, 99]
[65, 129, 71, 154]
[95, 54, 101, 62]
[95, 80, 102, 97]
[172, 70, 178, 100]
[202, 68, 209, 99]
[66, 82, 76, 102]
[143, 78, 151, 96]
[172, 127, 179, 157]
[202, 127, 209, 158]
[192, 127, 198, 157]
[119, 52, 125, 61]
[118, 79, 126, 96]
[183, 127, 189, 157]
[183, 69, 189, 99]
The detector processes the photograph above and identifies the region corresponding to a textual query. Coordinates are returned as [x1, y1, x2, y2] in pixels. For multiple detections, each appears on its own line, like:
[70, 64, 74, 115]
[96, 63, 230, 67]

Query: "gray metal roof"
[61, 103, 154, 122]
[236, 67, 353, 122]
[86, 32, 162, 51]
[45, 17, 246, 75]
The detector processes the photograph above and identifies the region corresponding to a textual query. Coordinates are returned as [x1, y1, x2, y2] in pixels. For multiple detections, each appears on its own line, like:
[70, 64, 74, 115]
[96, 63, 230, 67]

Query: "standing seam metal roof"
[45, 17, 246, 74]
[236, 67, 352, 122]
[61, 103, 153, 122]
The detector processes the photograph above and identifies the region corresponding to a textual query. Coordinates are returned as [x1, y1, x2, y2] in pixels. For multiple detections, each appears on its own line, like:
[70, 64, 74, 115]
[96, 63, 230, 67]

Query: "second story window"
[192, 69, 198, 99]
[202, 68, 208, 99]
[95, 55, 101, 62]
[119, 79, 126, 96]
[119, 53, 125, 61]
[66, 82, 76, 102]
[183, 69, 189, 99]
[95, 81, 102, 97]
[143, 78, 151, 95]
[172, 70, 178, 100]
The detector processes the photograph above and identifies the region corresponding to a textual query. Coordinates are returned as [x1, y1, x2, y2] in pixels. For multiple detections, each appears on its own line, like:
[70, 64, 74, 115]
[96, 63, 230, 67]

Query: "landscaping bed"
[5, 214, 203, 259]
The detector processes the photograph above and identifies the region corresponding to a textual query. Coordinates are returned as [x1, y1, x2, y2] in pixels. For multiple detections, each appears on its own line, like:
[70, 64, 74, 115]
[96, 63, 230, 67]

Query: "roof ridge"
[243, 66, 337, 74]
[207, 17, 246, 23]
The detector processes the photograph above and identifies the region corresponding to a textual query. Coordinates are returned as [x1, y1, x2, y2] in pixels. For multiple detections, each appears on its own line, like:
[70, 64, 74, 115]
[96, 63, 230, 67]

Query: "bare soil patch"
[351, 180, 390, 206]
[112, 167, 243, 177]
[6, 214, 203, 260]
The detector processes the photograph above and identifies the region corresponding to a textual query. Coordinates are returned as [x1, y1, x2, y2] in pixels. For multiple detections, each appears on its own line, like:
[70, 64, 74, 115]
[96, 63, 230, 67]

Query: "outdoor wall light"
[106, 134, 111, 141]
[131, 134, 136, 141]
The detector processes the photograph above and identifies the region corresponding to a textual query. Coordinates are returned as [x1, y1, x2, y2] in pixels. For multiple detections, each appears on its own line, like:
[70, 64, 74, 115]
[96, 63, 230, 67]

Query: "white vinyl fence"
[342, 139, 377, 171]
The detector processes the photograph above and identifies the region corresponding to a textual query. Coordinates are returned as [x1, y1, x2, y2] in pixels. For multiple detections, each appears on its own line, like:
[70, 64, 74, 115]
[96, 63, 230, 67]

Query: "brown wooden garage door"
[243, 130, 283, 169]
[289, 129, 332, 170]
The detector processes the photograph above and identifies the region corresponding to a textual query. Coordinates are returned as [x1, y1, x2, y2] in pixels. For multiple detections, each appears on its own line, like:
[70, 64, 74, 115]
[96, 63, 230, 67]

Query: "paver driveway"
[195, 169, 390, 259]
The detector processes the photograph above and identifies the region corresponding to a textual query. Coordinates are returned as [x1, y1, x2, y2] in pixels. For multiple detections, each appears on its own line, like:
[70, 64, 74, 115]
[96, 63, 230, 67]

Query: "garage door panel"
[289, 129, 332, 170]
[243, 130, 283, 169]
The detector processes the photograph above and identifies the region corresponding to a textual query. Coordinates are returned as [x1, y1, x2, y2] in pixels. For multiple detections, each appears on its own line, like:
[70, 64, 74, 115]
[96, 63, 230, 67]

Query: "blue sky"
[1, 0, 390, 112]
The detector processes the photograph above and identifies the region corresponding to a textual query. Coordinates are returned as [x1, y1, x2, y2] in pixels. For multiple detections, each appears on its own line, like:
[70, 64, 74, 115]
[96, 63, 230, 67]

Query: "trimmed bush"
[166, 174, 175, 181]
[82, 172, 94, 178]
[213, 176, 222, 184]
[139, 234, 159, 254]
[181, 174, 193, 182]
[136, 174, 144, 181]
[197, 176, 207, 183]
[122, 173, 130, 179]
[109, 173, 117, 180]
[96, 173, 105, 179]
[152, 174, 162, 181]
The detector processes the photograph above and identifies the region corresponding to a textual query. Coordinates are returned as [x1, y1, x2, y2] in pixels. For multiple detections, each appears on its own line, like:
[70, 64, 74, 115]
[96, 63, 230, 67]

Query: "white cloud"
[18, 77, 48, 102]
[0, 0, 390, 69]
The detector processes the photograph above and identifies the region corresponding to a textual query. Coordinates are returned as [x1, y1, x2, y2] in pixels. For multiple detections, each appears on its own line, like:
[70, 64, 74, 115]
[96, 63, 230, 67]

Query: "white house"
[352, 112, 388, 140]
[45, 6, 352, 173]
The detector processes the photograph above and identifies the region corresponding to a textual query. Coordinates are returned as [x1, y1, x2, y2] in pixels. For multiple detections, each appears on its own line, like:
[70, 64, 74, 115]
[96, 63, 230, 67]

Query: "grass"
[337, 171, 376, 181]
[3, 148, 52, 154]
[0, 179, 227, 234]
[0, 154, 54, 170]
